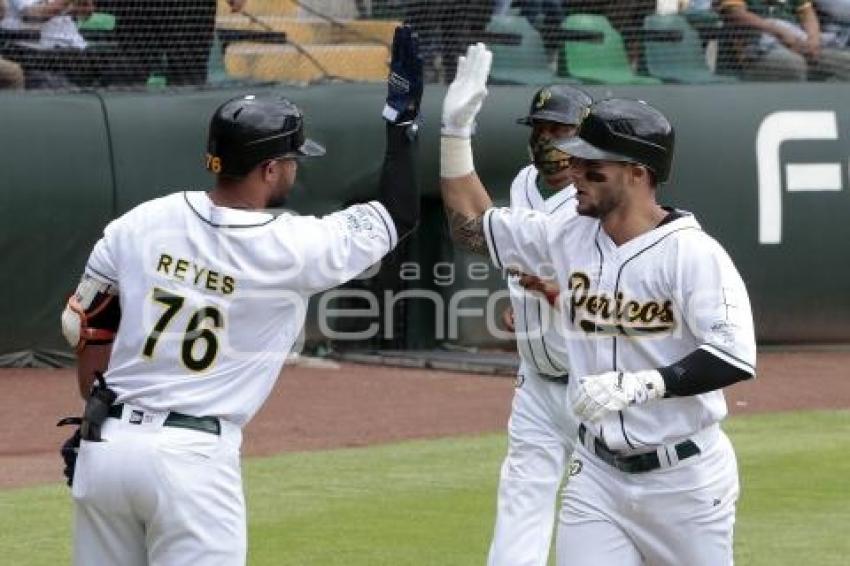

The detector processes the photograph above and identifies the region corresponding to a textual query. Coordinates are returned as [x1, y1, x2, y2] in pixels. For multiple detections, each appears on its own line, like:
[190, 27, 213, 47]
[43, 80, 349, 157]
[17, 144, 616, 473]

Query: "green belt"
[108, 404, 221, 436]
[578, 424, 700, 474]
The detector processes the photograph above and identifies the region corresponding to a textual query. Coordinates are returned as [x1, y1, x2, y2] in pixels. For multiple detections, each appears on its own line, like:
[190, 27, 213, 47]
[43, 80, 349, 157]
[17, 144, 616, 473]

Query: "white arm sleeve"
[483, 206, 553, 276]
[675, 234, 756, 375]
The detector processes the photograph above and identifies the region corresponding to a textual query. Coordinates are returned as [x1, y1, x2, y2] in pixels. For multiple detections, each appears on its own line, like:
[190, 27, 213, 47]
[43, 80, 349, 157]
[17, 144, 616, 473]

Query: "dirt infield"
[1, 350, 848, 489]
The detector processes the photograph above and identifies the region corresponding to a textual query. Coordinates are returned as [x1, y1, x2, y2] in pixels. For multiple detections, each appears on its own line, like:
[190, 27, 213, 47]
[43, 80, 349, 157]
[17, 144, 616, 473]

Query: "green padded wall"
[1, 82, 849, 363]
[0, 92, 114, 364]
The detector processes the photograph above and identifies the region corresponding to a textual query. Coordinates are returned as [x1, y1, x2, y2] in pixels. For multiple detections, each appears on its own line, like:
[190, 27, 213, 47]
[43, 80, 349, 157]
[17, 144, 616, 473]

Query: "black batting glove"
[59, 427, 82, 487]
[382, 25, 423, 126]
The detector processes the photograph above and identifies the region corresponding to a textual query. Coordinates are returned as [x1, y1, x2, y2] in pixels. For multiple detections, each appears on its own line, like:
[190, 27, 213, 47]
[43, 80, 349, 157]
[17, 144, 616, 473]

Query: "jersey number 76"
[142, 288, 224, 372]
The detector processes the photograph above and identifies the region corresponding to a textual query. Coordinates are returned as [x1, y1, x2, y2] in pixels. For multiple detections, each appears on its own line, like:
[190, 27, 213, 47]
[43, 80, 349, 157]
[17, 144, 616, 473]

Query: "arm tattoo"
[446, 206, 488, 255]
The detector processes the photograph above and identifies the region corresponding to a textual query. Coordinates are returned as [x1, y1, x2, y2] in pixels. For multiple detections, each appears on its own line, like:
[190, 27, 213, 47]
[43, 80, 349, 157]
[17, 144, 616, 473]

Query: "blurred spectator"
[493, 0, 513, 16]
[98, 0, 246, 86]
[354, 0, 393, 18]
[0, 0, 25, 88]
[817, 0, 850, 20]
[516, 0, 566, 54]
[816, 0, 850, 47]
[1, 0, 89, 49]
[1, 0, 95, 87]
[405, 0, 443, 77]
[406, 1, 492, 82]
[566, 1, 656, 66]
[719, 0, 850, 80]
[0, 56, 24, 87]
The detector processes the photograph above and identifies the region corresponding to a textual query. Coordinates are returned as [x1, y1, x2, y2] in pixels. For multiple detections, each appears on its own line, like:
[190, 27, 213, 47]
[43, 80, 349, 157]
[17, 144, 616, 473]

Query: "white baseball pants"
[487, 364, 579, 566]
[555, 426, 740, 566]
[72, 406, 246, 566]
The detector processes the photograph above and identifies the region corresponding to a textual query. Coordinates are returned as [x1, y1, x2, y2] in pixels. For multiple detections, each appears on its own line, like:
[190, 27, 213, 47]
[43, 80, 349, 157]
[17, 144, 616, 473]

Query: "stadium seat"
[225, 43, 389, 83]
[78, 12, 116, 32]
[484, 15, 578, 85]
[215, 0, 397, 84]
[216, 0, 297, 17]
[207, 33, 229, 84]
[208, 28, 289, 84]
[560, 14, 661, 85]
[643, 14, 737, 84]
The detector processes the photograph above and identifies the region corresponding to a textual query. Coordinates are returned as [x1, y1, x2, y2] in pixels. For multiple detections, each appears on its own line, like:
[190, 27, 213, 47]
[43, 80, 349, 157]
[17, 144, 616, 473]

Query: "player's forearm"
[441, 175, 491, 255]
[721, 5, 783, 36]
[798, 6, 820, 44]
[22, 0, 72, 21]
[440, 136, 492, 255]
[658, 347, 754, 397]
[444, 202, 488, 255]
[76, 344, 112, 399]
[378, 123, 419, 239]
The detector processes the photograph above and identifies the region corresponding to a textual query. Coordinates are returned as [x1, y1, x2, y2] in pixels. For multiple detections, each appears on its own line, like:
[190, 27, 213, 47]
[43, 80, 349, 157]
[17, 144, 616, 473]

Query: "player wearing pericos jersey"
[58, 26, 423, 566]
[487, 85, 590, 566]
[441, 44, 755, 566]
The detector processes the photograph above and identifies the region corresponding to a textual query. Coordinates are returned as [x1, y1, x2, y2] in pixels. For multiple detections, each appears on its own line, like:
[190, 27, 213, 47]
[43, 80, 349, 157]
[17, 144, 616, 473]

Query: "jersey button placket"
[595, 265, 616, 372]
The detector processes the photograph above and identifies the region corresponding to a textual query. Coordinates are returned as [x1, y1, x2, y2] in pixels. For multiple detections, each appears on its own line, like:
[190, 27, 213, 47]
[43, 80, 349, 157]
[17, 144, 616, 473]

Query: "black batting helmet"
[206, 94, 325, 177]
[517, 85, 592, 127]
[555, 98, 674, 183]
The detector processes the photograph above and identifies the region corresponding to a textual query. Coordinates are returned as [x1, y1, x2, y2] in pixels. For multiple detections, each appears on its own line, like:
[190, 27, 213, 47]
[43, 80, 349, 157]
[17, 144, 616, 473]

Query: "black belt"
[107, 404, 221, 436]
[539, 372, 570, 385]
[578, 424, 700, 474]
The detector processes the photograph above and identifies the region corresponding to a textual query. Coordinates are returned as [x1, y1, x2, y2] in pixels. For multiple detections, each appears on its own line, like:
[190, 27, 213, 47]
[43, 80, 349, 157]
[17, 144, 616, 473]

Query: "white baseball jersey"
[85, 191, 397, 426]
[506, 165, 575, 378]
[484, 207, 756, 451]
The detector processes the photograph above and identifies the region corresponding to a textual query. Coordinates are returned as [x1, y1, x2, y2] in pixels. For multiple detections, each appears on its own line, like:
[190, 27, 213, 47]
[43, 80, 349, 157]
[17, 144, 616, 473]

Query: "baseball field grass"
[1, 410, 848, 565]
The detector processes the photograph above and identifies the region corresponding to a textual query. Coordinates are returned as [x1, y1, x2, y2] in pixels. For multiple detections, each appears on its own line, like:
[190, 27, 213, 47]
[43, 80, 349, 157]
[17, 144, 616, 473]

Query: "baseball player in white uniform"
[487, 85, 591, 566]
[58, 26, 423, 566]
[440, 44, 756, 566]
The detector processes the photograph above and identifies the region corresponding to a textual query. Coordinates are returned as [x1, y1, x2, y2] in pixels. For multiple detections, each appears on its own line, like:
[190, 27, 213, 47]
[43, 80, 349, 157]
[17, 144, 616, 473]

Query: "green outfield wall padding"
[0, 93, 114, 357]
[1, 83, 849, 364]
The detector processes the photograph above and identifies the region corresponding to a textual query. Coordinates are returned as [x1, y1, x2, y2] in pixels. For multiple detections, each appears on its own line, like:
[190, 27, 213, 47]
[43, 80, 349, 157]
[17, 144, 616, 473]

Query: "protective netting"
[1, 0, 849, 90]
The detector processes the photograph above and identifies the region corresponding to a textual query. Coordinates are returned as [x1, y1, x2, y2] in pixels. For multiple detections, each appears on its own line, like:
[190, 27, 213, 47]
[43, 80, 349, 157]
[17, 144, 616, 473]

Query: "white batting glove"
[569, 370, 666, 423]
[441, 43, 492, 138]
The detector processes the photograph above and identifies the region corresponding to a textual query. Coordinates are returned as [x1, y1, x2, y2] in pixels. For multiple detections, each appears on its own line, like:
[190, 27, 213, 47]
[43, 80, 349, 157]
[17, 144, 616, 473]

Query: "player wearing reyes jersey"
[440, 43, 755, 566]
[487, 85, 590, 566]
[58, 26, 423, 566]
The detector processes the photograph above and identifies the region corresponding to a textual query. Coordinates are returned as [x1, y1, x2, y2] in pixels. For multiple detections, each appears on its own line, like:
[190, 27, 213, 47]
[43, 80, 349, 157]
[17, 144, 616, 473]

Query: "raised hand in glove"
[569, 370, 666, 423]
[441, 42, 492, 138]
[382, 25, 423, 126]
